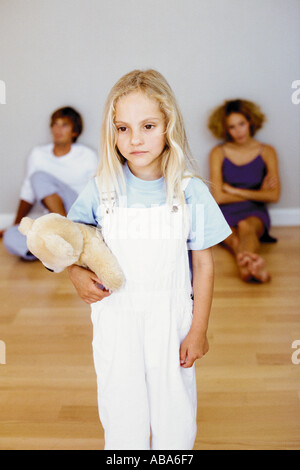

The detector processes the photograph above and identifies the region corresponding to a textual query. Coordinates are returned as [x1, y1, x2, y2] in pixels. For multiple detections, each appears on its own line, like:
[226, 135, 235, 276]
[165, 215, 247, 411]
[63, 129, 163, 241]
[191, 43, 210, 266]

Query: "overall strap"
[170, 173, 193, 211]
[101, 191, 117, 214]
[95, 176, 117, 206]
[181, 173, 192, 192]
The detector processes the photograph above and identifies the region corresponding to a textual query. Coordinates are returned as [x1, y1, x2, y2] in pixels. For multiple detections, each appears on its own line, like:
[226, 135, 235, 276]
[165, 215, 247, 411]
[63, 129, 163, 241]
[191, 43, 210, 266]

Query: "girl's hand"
[67, 265, 112, 304]
[179, 328, 209, 368]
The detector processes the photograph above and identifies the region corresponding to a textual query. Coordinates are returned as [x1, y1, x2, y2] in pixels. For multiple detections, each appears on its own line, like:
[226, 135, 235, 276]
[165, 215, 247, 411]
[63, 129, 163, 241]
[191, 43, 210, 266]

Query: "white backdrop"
[0, 0, 299, 223]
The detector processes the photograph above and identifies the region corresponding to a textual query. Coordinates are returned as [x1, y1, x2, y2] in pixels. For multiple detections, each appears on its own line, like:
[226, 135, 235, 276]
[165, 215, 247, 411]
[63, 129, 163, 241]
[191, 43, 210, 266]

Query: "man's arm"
[13, 200, 33, 225]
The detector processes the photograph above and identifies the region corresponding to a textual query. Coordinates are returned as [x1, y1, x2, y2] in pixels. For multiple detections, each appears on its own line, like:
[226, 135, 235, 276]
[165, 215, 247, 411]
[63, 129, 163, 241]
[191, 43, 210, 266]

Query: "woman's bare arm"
[223, 145, 281, 203]
[209, 146, 247, 204]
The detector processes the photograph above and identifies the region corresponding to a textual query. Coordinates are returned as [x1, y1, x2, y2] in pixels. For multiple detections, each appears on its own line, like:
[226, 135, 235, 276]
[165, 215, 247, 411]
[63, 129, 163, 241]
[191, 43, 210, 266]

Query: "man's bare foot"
[237, 251, 271, 283]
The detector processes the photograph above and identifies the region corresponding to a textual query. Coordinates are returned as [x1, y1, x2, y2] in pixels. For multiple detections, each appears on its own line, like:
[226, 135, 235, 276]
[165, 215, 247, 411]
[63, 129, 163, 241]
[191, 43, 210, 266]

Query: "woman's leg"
[220, 226, 239, 255]
[221, 227, 253, 281]
[236, 217, 271, 283]
[221, 218, 271, 283]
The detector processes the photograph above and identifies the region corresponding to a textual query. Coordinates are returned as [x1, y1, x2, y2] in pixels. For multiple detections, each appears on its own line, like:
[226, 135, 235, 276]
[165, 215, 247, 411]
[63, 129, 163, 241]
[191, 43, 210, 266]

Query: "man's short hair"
[50, 107, 83, 142]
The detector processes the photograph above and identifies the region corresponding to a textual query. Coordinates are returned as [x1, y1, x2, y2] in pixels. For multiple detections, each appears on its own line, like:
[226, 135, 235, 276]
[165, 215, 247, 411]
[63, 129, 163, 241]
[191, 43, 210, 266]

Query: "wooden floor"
[0, 227, 299, 450]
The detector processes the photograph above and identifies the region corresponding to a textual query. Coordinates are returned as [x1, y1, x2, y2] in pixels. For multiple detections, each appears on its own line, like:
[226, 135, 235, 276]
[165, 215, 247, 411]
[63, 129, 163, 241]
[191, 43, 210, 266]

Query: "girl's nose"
[131, 130, 143, 146]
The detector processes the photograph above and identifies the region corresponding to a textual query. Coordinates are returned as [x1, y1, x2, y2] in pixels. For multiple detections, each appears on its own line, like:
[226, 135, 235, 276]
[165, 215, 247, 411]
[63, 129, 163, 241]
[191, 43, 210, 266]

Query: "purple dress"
[219, 148, 277, 243]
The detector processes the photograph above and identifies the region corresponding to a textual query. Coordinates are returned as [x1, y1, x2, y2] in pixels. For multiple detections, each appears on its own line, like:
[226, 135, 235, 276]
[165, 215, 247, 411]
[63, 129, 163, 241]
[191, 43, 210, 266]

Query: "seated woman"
[208, 99, 281, 283]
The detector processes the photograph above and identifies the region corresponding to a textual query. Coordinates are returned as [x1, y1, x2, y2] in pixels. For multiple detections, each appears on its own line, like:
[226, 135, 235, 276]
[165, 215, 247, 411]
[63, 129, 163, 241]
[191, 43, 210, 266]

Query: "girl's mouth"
[130, 151, 148, 155]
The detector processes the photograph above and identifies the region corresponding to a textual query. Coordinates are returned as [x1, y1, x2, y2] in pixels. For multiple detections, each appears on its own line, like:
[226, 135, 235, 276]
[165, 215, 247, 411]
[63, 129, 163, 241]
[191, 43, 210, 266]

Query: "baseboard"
[269, 208, 300, 226]
[0, 208, 300, 230]
[0, 214, 15, 229]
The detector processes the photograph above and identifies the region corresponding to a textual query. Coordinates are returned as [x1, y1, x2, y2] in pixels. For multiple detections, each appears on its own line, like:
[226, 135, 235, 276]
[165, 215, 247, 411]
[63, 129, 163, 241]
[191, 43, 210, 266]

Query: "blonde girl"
[208, 99, 281, 283]
[67, 70, 231, 450]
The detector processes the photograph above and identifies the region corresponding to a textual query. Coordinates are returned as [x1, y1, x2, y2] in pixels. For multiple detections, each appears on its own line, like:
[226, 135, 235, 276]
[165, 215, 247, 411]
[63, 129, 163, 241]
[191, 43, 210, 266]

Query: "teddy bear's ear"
[44, 234, 75, 258]
[18, 217, 34, 235]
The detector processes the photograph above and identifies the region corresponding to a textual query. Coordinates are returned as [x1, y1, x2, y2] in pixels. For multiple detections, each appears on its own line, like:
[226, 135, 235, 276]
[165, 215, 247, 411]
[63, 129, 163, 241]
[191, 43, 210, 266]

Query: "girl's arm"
[209, 146, 248, 204]
[66, 179, 111, 304]
[223, 145, 281, 203]
[67, 265, 111, 304]
[180, 248, 214, 368]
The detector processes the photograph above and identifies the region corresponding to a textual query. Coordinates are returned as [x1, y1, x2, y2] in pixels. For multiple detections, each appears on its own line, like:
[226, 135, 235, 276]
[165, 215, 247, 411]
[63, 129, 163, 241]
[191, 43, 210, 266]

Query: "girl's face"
[226, 113, 251, 144]
[115, 91, 166, 179]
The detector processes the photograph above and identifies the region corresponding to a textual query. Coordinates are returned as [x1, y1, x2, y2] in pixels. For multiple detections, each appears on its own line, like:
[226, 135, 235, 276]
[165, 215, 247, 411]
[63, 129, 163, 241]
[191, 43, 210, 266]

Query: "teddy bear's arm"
[77, 224, 125, 292]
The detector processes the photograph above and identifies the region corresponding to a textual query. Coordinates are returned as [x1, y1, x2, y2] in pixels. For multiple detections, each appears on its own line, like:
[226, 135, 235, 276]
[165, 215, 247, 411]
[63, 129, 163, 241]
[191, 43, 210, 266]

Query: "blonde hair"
[96, 69, 202, 208]
[208, 99, 266, 141]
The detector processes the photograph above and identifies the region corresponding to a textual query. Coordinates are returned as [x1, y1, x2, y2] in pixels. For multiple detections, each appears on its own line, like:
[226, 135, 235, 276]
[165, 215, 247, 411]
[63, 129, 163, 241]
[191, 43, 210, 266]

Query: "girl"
[67, 70, 231, 450]
[208, 99, 281, 283]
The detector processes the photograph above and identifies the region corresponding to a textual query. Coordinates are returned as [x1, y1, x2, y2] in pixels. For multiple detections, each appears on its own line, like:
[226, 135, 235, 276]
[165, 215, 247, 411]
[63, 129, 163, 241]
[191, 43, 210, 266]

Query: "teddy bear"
[18, 213, 125, 292]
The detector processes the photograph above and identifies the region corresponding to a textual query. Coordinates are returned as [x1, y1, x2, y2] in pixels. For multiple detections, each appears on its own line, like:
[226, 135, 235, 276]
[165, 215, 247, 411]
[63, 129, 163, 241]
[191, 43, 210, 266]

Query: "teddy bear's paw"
[101, 271, 126, 292]
[18, 217, 34, 235]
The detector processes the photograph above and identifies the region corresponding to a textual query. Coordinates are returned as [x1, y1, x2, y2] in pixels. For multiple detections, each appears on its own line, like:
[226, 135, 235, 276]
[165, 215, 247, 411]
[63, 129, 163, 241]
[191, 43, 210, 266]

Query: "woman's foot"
[247, 252, 271, 283]
[236, 252, 253, 282]
[237, 251, 271, 283]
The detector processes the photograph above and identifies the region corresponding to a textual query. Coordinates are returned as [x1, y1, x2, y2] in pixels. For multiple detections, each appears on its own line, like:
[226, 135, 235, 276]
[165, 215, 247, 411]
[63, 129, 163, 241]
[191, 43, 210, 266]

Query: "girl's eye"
[118, 127, 127, 132]
[145, 124, 154, 130]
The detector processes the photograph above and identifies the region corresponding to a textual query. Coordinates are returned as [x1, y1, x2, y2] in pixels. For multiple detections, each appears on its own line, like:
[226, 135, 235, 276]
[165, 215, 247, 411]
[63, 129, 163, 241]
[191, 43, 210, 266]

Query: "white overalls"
[91, 176, 198, 450]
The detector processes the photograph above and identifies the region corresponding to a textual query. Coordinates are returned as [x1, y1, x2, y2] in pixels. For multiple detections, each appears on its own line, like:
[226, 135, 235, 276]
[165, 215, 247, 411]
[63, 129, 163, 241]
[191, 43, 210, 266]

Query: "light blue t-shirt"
[67, 162, 232, 252]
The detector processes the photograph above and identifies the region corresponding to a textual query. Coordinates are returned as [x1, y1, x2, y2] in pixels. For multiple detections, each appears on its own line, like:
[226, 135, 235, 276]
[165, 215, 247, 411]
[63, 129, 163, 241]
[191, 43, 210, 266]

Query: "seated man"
[1, 106, 98, 260]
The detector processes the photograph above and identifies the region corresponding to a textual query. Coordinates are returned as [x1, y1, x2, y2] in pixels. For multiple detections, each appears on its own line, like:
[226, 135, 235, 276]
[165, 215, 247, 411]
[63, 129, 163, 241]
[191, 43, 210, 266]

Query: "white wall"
[0, 0, 299, 222]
